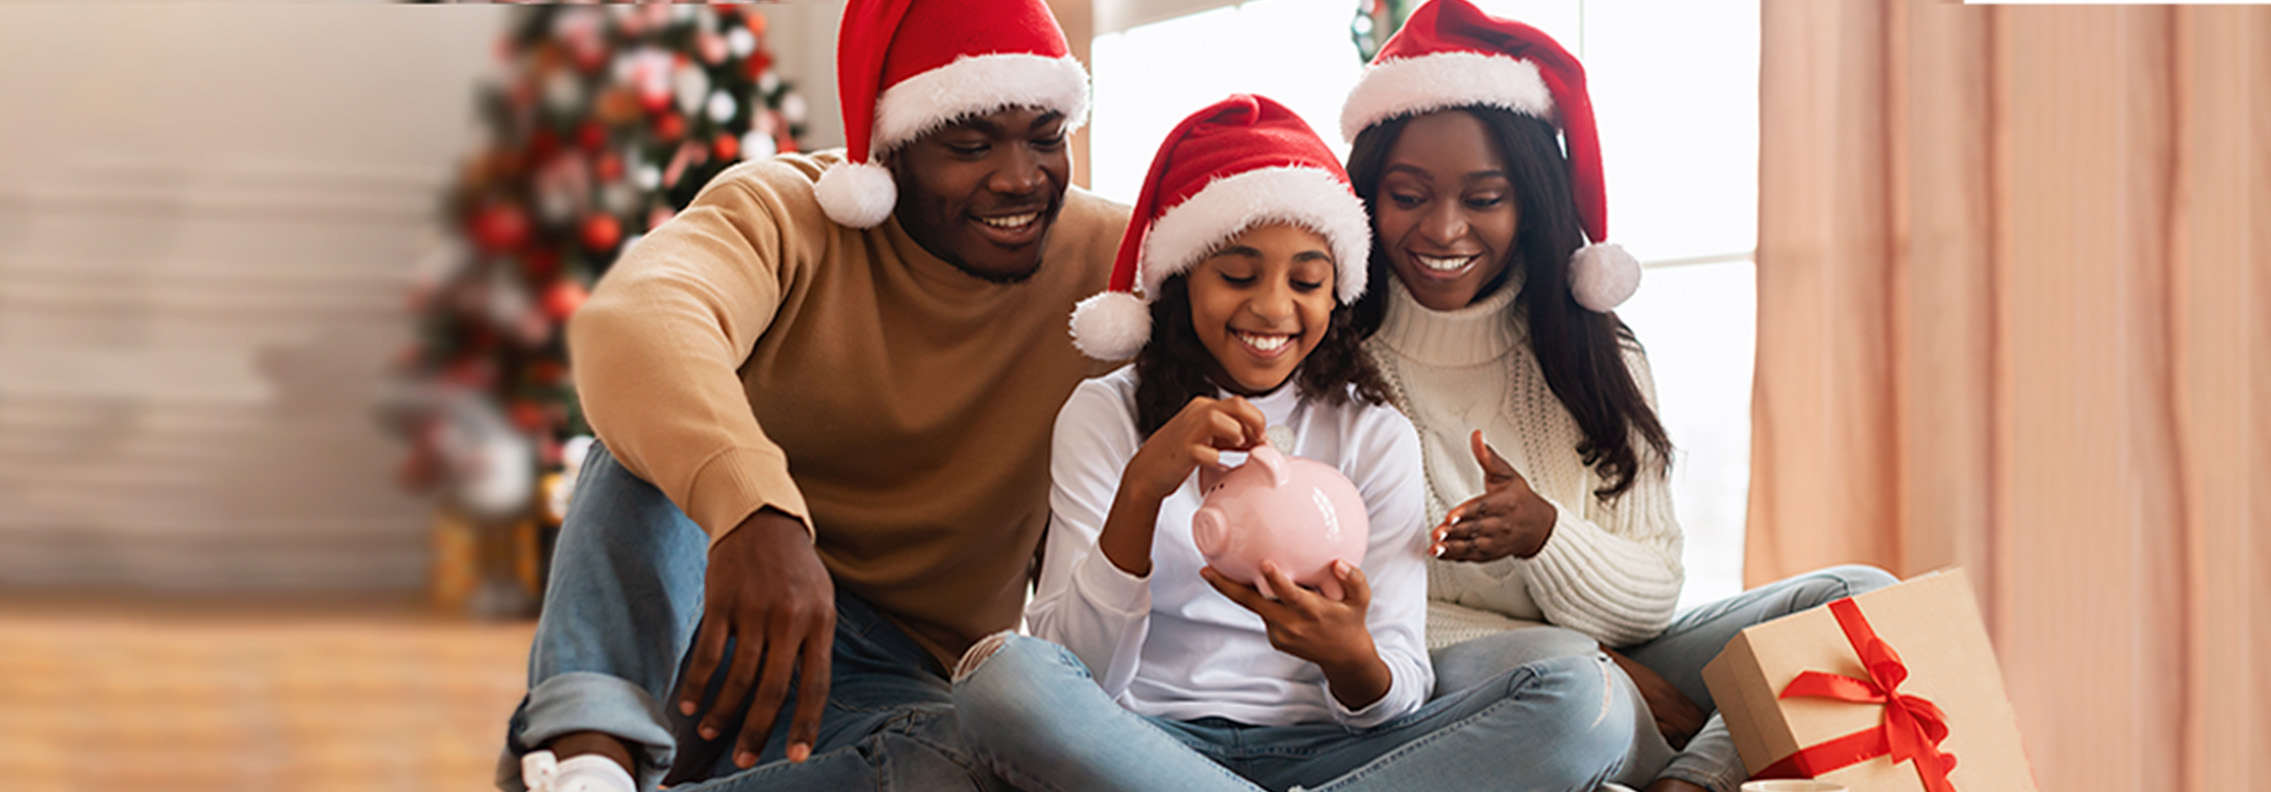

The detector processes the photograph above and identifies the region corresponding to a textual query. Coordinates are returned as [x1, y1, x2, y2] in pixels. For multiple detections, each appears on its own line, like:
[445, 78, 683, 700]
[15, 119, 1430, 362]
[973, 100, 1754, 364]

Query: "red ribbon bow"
[1754, 597, 1960, 792]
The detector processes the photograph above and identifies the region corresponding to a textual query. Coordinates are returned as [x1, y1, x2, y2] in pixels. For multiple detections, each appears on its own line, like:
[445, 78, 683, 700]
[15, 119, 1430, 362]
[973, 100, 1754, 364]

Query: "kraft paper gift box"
[1700, 569, 2038, 792]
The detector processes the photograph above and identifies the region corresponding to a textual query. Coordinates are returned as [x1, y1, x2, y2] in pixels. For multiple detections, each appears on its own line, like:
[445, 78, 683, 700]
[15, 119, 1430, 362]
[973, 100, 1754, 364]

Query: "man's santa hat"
[814, 0, 1091, 228]
[1340, 0, 1640, 312]
[1069, 94, 1371, 361]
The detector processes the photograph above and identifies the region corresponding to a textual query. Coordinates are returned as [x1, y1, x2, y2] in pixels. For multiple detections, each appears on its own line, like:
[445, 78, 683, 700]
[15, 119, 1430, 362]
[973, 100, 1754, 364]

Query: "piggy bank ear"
[1198, 463, 1226, 495]
[1248, 444, 1290, 488]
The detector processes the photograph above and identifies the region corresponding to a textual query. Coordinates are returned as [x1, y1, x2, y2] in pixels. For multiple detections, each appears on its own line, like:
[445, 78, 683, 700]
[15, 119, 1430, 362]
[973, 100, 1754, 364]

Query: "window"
[1092, 0, 1760, 608]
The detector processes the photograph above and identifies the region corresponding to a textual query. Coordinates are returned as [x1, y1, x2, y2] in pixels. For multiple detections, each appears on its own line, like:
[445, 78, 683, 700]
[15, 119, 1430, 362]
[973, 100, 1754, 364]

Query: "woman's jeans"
[494, 442, 1004, 792]
[1430, 565, 1901, 792]
[952, 633, 1641, 792]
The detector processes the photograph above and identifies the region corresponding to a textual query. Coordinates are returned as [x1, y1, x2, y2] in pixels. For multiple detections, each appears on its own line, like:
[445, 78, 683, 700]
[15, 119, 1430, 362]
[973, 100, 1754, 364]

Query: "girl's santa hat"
[814, 0, 1091, 228]
[1070, 94, 1371, 361]
[1340, 0, 1640, 312]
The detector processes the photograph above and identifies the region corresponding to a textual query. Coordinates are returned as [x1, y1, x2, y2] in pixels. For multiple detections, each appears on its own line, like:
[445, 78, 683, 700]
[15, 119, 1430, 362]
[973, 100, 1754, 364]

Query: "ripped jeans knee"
[953, 630, 1017, 683]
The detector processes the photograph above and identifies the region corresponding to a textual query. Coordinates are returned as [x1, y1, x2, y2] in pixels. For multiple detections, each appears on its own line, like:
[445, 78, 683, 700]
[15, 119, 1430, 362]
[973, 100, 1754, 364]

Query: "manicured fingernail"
[680, 700, 696, 716]
[1333, 560, 1351, 575]
[699, 725, 718, 740]
[788, 743, 811, 763]
[1431, 544, 1446, 558]
[735, 751, 756, 768]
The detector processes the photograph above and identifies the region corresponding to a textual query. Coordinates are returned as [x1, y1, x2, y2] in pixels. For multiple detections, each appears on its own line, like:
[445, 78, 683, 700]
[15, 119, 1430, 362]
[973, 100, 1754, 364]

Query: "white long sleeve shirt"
[1364, 277, 1685, 649]
[1027, 366, 1432, 729]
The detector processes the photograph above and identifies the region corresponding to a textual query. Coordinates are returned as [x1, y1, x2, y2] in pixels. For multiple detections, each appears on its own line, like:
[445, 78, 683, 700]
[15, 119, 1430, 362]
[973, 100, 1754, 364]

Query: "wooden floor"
[0, 605, 534, 792]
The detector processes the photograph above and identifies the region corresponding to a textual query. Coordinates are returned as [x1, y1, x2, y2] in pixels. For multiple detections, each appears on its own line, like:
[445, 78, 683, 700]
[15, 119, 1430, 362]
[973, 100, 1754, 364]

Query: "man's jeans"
[495, 442, 1003, 791]
[1429, 565, 1902, 792]
[952, 633, 1641, 792]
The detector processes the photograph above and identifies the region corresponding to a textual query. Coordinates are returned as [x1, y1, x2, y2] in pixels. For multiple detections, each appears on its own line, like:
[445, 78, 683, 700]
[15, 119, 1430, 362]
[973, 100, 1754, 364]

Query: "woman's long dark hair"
[1346, 107, 1671, 500]
[1133, 265, 1391, 437]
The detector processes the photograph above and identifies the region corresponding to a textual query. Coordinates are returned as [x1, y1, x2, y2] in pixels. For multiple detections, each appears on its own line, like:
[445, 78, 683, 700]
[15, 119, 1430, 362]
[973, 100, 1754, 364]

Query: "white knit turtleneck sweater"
[1364, 276, 1684, 649]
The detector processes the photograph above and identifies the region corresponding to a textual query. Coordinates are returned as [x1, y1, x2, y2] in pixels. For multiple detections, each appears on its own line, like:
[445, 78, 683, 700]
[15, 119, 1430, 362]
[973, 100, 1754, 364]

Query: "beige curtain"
[1752, 3, 2268, 791]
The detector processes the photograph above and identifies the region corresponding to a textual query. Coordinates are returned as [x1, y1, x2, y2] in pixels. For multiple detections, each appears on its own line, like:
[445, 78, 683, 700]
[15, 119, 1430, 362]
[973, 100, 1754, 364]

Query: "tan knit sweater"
[568, 150, 1129, 666]
[1364, 277, 1685, 649]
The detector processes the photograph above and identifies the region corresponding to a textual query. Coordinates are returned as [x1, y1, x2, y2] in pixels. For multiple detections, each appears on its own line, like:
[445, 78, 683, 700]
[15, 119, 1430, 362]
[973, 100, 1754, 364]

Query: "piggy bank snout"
[1191, 506, 1229, 557]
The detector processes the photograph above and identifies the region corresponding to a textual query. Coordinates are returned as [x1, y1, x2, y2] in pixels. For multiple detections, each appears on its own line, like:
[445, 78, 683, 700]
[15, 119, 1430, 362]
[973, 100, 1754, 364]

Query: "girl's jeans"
[494, 442, 1005, 792]
[952, 633, 1644, 792]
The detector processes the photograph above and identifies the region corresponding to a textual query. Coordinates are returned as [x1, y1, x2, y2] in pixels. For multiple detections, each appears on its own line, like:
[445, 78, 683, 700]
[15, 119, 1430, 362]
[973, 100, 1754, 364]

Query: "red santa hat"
[1070, 94, 1371, 361]
[1340, 0, 1640, 312]
[814, 0, 1091, 228]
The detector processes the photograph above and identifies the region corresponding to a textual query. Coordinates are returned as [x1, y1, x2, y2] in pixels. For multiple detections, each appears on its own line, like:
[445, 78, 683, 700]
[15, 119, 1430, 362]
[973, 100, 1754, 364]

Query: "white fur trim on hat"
[1569, 242, 1640, 312]
[1069, 290, 1150, 361]
[815, 159, 897, 228]
[1339, 51, 1554, 142]
[1138, 166, 1372, 305]
[873, 53, 1091, 155]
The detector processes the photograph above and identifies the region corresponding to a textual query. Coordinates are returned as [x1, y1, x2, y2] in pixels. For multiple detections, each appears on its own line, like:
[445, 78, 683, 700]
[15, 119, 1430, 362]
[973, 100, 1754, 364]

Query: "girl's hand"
[1431, 430, 1556, 562]
[1200, 560, 1390, 710]
[1122, 396, 1268, 503]
[1098, 396, 1266, 578]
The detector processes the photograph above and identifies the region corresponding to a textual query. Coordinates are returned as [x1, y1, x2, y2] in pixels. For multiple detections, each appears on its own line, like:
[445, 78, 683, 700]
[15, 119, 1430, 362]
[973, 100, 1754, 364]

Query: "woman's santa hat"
[1340, 0, 1640, 312]
[814, 0, 1091, 228]
[1070, 94, 1371, 361]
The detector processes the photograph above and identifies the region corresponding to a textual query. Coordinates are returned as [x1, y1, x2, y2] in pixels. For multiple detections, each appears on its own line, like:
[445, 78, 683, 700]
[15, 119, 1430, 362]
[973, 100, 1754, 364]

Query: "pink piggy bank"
[1191, 443, 1369, 600]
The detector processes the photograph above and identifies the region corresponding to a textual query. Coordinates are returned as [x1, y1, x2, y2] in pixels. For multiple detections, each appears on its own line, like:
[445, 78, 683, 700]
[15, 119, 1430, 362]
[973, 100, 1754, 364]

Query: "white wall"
[0, 5, 505, 591]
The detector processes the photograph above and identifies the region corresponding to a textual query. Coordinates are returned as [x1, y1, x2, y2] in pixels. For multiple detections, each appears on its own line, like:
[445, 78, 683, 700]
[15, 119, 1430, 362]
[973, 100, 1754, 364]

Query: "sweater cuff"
[1070, 545, 1152, 616]
[686, 446, 815, 546]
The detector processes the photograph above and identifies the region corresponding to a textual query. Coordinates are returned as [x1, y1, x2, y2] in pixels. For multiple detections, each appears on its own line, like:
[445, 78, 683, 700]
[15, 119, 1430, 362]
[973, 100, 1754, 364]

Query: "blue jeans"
[495, 443, 1005, 792]
[953, 633, 1638, 792]
[1429, 565, 1900, 792]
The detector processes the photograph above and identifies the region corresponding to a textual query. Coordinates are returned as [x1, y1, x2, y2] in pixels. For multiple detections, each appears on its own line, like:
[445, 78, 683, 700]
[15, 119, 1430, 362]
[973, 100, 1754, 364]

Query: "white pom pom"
[1069, 291, 1150, 361]
[815, 160, 896, 228]
[1569, 242, 1641, 312]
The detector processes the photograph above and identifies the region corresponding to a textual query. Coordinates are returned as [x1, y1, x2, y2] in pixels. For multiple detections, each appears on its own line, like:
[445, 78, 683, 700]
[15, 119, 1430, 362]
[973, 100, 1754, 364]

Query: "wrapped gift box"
[1701, 569, 2037, 792]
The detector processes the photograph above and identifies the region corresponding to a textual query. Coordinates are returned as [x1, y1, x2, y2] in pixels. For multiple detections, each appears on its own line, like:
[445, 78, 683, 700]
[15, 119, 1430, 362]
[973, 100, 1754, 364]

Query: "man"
[498, 1, 1128, 789]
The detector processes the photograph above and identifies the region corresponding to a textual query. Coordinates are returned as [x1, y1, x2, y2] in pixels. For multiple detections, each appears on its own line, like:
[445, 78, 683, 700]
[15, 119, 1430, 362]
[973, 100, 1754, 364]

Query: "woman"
[1338, 3, 1896, 791]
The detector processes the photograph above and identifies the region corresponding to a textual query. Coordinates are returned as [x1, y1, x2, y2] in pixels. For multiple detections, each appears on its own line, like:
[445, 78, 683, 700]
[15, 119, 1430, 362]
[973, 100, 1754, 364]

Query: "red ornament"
[654, 112, 686, 143]
[713, 133, 740, 162]
[580, 214, 622, 253]
[745, 51, 774, 79]
[594, 152, 624, 183]
[521, 247, 562, 280]
[527, 128, 562, 167]
[528, 359, 567, 387]
[575, 121, 607, 152]
[510, 399, 549, 433]
[470, 203, 531, 254]
[542, 280, 590, 321]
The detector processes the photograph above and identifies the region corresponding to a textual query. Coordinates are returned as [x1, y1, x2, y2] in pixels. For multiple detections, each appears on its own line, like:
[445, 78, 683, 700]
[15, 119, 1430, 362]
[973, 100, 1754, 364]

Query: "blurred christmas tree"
[1352, 0, 1416, 62]
[383, 4, 807, 610]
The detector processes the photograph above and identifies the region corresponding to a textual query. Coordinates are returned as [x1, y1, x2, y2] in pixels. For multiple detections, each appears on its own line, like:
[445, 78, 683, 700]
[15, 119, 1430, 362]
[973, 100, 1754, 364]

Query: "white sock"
[522, 749, 637, 792]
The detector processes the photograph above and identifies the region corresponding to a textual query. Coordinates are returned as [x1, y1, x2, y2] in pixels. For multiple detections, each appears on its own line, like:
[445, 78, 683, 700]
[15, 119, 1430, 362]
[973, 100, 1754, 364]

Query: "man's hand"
[678, 508, 834, 768]
[1200, 560, 1389, 711]
[1431, 430, 1556, 562]
[1604, 646, 1705, 750]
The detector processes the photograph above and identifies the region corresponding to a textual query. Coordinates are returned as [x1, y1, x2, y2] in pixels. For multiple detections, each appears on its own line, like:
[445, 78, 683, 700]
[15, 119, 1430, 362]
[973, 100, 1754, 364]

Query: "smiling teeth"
[979, 212, 1038, 228]
[1236, 332, 1291, 352]
[1416, 254, 1474, 272]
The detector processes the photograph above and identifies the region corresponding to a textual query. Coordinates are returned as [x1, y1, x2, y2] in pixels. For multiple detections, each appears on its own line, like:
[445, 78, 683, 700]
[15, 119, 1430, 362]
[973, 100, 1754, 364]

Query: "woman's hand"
[1604, 646, 1706, 750]
[1099, 396, 1267, 577]
[1431, 430, 1556, 562]
[1200, 560, 1390, 710]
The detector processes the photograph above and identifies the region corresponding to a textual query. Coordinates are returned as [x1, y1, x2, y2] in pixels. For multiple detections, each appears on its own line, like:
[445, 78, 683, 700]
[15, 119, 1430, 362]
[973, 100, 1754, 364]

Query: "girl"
[1337, 3, 1898, 791]
[949, 94, 1640, 792]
